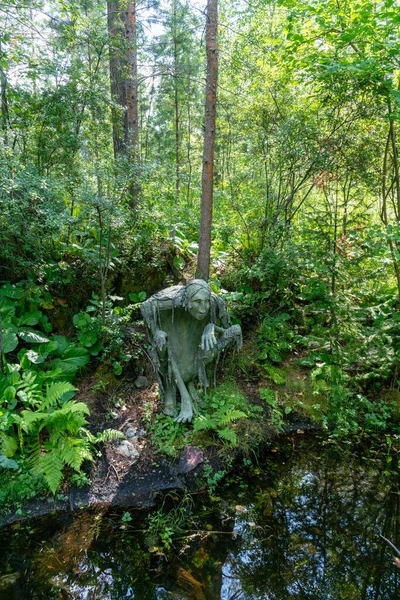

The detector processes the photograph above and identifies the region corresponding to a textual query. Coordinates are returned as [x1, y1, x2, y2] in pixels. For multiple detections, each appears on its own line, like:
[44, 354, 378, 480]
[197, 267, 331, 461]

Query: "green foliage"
[146, 492, 193, 551]
[73, 292, 144, 375]
[149, 413, 189, 457]
[192, 383, 263, 448]
[259, 388, 286, 433]
[0, 281, 125, 495]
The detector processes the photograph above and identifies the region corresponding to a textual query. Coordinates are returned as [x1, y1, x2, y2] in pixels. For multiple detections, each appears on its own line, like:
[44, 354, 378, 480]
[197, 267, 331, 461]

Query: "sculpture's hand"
[201, 323, 217, 351]
[154, 329, 168, 351]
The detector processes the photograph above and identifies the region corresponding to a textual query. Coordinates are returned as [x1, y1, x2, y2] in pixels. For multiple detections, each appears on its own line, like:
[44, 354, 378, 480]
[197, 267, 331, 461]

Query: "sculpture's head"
[186, 279, 211, 321]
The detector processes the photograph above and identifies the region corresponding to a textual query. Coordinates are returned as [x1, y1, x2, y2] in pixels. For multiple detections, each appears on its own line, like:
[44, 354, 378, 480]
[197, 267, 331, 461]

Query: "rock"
[134, 376, 148, 389]
[125, 427, 138, 441]
[178, 446, 204, 474]
[116, 440, 139, 460]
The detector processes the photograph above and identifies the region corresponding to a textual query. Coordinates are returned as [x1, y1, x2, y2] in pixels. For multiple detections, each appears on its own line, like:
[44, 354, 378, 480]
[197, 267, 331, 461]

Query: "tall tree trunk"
[107, 1, 127, 156]
[107, 1, 140, 207]
[126, 0, 140, 207]
[126, 1, 138, 157]
[196, 0, 218, 281]
[173, 0, 180, 203]
[0, 41, 8, 146]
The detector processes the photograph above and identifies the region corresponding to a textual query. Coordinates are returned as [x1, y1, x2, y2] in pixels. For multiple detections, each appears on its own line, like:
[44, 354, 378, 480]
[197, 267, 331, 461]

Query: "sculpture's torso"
[160, 307, 210, 382]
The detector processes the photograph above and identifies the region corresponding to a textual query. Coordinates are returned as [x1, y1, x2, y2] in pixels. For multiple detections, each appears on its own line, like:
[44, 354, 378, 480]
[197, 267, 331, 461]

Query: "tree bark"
[107, 1, 140, 207]
[107, 1, 127, 156]
[126, 1, 139, 157]
[196, 0, 218, 281]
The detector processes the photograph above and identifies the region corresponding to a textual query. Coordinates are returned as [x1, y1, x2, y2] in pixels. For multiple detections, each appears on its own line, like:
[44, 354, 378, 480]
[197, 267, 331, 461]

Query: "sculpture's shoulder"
[148, 285, 184, 304]
[141, 285, 185, 325]
[210, 291, 231, 327]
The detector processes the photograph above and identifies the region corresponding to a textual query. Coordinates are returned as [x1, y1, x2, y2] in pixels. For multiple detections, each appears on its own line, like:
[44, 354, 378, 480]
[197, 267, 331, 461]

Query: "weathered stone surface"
[178, 446, 204, 474]
[116, 440, 139, 460]
[125, 427, 139, 441]
[134, 375, 148, 389]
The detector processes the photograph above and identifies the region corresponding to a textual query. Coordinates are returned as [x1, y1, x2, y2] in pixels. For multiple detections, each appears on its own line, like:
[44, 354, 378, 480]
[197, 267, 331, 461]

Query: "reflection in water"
[0, 437, 399, 599]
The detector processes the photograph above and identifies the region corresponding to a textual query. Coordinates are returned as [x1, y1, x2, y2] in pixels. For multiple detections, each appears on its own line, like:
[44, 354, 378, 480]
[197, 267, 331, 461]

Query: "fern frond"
[26, 436, 41, 472]
[61, 401, 90, 416]
[58, 438, 87, 471]
[41, 382, 76, 409]
[218, 428, 238, 445]
[94, 429, 125, 443]
[217, 409, 247, 426]
[193, 414, 216, 432]
[39, 451, 64, 494]
[20, 409, 46, 433]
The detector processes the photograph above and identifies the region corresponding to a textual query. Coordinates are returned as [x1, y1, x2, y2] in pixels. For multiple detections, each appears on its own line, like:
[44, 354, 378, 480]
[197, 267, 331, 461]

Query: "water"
[0, 436, 399, 599]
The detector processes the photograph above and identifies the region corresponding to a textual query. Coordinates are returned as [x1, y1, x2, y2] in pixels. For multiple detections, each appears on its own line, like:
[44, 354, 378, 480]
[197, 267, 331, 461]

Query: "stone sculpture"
[141, 279, 242, 423]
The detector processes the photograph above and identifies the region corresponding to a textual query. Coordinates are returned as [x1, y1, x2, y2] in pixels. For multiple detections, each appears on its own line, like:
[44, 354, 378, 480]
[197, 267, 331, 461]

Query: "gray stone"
[125, 427, 139, 441]
[178, 446, 204, 474]
[116, 440, 139, 460]
[141, 280, 242, 423]
[134, 375, 149, 389]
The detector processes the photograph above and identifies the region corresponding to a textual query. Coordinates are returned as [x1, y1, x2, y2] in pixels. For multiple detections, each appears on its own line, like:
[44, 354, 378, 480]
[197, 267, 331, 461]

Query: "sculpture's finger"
[211, 334, 217, 347]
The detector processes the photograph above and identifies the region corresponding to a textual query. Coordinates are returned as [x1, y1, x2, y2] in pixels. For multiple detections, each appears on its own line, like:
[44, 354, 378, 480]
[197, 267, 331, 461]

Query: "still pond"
[0, 436, 399, 599]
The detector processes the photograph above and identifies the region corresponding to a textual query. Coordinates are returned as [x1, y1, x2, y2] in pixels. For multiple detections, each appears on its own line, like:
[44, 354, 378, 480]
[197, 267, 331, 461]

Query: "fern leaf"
[20, 409, 46, 433]
[217, 409, 247, 425]
[58, 438, 87, 471]
[39, 451, 64, 494]
[193, 414, 216, 432]
[26, 436, 41, 472]
[218, 428, 237, 445]
[94, 429, 125, 443]
[41, 381, 76, 409]
[61, 401, 90, 416]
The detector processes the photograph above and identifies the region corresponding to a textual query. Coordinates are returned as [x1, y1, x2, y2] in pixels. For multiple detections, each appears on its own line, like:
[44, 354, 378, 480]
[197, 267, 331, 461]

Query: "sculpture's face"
[187, 288, 210, 321]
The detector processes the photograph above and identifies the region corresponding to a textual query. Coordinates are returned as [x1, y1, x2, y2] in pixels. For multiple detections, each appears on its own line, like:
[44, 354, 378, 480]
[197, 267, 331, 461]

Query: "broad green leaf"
[0, 453, 18, 470]
[78, 332, 97, 347]
[51, 336, 70, 354]
[54, 347, 90, 374]
[26, 349, 47, 364]
[1, 434, 18, 457]
[2, 330, 18, 353]
[18, 329, 50, 344]
[18, 311, 42, 326]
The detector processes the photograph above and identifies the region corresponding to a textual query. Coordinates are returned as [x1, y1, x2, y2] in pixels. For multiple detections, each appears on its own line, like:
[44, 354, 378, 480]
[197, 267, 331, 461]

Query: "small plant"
[146, 492, 193, 550]
[202, 460, 226, 495]
[259, 388, 287, 432]
[149, 413, 189, 456]
[193, 383, 262, 448]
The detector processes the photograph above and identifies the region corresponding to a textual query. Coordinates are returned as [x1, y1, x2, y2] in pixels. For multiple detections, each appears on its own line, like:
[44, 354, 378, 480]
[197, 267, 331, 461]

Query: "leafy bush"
[0, 281, 122, 494]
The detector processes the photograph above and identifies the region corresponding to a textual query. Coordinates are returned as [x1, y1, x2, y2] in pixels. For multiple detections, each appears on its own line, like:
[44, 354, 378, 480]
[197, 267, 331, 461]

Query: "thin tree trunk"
[196, 0, 218, 281]
[173, 0, 180, 203]
[126, 1, 140, 207]
[126, 1, 138, 156]
[382, 109, 400, 306]
[186, 66, 192, 205]
[0, 41, 8, 146]
[107, 1, 127, 156]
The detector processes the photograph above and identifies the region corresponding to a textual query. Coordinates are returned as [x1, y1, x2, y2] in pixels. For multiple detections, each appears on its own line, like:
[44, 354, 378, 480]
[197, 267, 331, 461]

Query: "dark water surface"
[0, 436, 400, 599]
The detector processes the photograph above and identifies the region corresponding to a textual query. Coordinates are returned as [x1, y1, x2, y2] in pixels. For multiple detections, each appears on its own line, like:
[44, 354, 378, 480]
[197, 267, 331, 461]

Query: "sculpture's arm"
[201, 323, 217, 351]
[141, 298, 173, 351]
